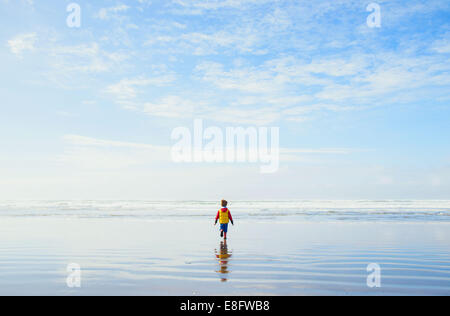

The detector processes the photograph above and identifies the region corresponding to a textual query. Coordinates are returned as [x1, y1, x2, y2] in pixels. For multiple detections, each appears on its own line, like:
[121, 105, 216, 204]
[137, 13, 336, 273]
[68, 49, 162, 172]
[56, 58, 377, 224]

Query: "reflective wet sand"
[0, 214, 449, 295]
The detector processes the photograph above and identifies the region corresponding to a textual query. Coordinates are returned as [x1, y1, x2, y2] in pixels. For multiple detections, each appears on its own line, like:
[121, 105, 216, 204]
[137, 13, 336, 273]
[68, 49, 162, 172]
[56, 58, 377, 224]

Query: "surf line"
[180, 300, 215, 313]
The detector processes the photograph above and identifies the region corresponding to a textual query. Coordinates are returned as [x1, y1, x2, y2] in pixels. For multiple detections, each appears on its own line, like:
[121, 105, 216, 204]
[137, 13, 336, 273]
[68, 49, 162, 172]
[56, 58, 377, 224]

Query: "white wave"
[0, 200, 449, 222]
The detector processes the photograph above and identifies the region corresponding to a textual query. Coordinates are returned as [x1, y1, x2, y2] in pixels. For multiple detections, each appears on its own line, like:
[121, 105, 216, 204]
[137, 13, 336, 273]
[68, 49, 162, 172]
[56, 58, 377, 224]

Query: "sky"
[0, 0, 449, 200]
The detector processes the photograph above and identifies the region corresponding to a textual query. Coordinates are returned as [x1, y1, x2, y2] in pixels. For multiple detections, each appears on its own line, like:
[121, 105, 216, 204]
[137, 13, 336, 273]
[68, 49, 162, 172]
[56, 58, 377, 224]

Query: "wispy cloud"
[63, 135, 166, 150]
[105, 75, 177, 100]
[97, 4, 130, 20]
[431, 35, 450, 54]
[7, 33, 36, 55]
[60, 135, 169, 170]
[61, 134, 358, 171]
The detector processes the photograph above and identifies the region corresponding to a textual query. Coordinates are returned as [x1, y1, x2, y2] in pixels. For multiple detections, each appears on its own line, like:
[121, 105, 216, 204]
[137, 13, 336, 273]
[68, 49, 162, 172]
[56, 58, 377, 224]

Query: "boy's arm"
[214, 211, 220, 225]
[229, 211, 234, 225]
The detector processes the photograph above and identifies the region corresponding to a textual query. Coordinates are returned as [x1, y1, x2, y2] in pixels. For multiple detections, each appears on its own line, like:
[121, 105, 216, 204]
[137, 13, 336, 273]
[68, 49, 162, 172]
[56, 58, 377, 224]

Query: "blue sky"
[0, 0, 449, 200]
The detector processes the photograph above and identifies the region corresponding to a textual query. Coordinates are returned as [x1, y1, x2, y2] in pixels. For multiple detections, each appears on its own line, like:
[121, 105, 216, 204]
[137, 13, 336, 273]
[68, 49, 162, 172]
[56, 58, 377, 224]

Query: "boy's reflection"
[215, 241, 232, 282]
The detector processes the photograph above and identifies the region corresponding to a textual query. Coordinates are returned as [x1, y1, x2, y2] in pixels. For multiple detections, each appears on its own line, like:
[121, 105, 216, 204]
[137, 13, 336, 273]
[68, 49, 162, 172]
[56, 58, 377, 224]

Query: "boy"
[214, 200, 234, 239]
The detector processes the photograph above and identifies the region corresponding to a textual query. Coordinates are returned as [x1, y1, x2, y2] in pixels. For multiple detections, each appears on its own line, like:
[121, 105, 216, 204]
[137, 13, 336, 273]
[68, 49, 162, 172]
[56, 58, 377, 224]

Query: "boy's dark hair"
[221, 200, 228, 207]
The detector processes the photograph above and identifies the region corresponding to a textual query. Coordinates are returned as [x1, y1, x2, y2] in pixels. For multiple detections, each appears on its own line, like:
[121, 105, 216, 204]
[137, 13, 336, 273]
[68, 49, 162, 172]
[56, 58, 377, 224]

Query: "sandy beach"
[0, 201, 449, 296]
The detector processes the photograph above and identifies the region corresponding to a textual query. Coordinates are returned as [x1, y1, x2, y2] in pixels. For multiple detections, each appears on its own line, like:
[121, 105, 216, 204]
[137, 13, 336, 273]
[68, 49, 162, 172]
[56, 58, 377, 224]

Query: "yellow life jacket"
[219, 208, 230, 224]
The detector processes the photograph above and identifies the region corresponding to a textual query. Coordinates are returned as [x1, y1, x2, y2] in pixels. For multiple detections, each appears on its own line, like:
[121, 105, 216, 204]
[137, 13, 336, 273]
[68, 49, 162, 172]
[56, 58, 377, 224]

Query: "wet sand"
[0, 215, 449, 295]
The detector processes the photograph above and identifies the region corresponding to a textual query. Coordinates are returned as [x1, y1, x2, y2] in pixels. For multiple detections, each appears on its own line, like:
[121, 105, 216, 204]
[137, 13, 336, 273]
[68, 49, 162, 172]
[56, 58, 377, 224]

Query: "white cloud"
[97, 4, 130, 20]
[194, 56, 367, 96]
[207, 107, 281, 125]
[1, 0, 34, 5]
[60, 135, 169, 170]
[60, 134, 357, 172]
[143, 96, 199, 118]
[172, 0, 273, 11]
[431, 37, 450, 54]
[145, 30, 262, 55]
[63, 135, 165, 150]
[7, 33, 37, 55]
[105, 75, 176, 100]
[40, 43, 134, 87]
[316, 54, 450, 104]
[195, 51, 450, 114]
[51, 43, 100, 57]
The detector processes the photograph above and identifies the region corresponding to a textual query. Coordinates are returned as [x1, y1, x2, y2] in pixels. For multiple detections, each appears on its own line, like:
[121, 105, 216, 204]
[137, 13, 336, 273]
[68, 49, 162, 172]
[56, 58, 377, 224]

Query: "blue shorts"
[220, 223, 228, 233]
